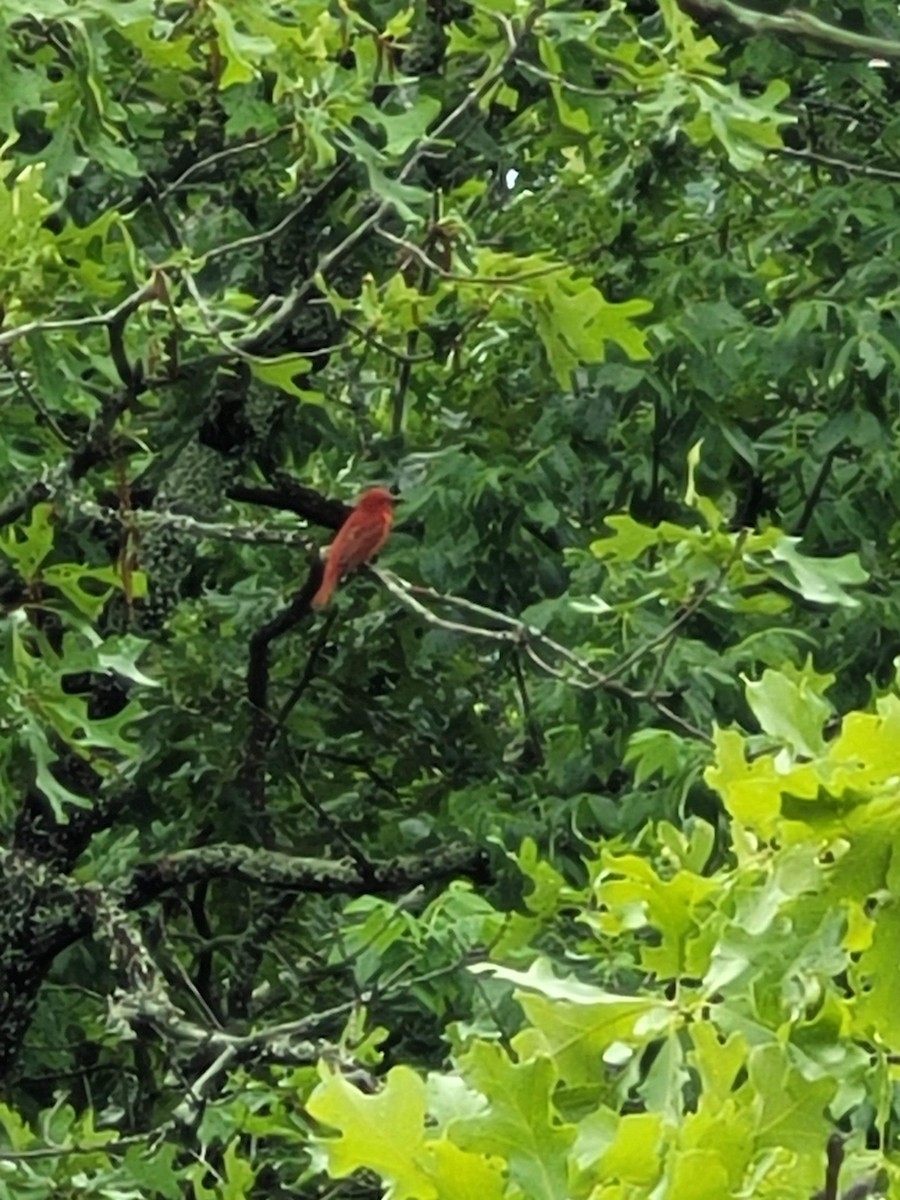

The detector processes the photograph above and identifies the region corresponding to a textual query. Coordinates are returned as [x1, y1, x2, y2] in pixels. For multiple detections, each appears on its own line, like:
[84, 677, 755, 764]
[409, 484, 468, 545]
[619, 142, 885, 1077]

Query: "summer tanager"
[311, 486, 397, 609]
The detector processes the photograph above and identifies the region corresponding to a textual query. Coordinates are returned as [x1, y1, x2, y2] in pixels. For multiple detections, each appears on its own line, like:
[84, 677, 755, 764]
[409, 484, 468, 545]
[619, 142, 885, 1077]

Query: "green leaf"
[245, 353, 319, 401]
[766, 536, 868, 607]
[686, 79, 793, 170]
[43, 562, 138, 618]
[852, 896, 900, 1046]
[222, 1138, 256, 1199]
[684, 440, 723, 530]
[308, 1064, 435, 1199]
[704, 727, 818, 836]
[449, 1042, 575, 1200]
[97, 636, 158, 687]
[425, 1137, 507, 1200]
[339, 128, 431, 222]
[534, 276, 652, 388]
[0, 502, 55, 579]
[745, 1043, 836, 1153]
[123, 1143, 182, 1200]
[592, 851, 719, 978]
[23, 723, 93, 820]
[475, 960, 676, 1083]
[593, 1111, 664, 1186]
[827, 696, 900, 796]
[358, 97, 442, 156]
[590, 515, 659, 562]
[742, 664, 833, 757]
[207, 2, 274, 87]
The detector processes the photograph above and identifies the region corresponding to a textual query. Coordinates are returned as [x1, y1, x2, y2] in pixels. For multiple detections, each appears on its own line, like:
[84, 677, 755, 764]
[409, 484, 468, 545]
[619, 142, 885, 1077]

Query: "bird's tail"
[311, 559, 339, 609]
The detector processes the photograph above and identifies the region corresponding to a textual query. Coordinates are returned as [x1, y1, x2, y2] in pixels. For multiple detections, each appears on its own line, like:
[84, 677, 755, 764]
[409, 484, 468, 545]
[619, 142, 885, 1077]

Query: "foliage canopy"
[1, 0, 900, 1196]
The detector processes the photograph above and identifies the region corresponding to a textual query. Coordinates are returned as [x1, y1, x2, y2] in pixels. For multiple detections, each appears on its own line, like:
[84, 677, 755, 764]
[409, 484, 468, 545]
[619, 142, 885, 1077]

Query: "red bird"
[311, 487, 397, 609]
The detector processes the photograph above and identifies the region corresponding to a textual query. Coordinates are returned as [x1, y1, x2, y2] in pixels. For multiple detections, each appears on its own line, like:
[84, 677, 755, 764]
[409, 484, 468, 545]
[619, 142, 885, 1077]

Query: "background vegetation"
[1, 0, 900, 1195]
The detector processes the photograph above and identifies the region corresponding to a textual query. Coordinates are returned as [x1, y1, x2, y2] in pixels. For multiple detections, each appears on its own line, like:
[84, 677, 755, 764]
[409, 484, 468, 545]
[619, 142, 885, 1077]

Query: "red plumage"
[311, 487, 396, 609]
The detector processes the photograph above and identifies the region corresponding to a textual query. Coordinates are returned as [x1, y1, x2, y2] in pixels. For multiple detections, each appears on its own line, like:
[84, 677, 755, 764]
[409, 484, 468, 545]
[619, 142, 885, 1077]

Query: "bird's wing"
[332, 511, 391, 571]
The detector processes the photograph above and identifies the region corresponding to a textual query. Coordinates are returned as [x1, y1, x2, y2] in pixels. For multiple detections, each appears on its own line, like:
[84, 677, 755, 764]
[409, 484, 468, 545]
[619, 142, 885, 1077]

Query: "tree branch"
[373, 568, 715, 743]
[117, 842, 487, 910]
[0, 279, 161, 352]
[677, 0, 900, 60]
[227, 480, 350, 529]
[780, 146, 900, 183]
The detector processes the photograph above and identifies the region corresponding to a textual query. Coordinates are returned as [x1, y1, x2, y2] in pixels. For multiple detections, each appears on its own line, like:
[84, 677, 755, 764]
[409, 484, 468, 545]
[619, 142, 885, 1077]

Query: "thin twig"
[203, 162, 348, 264]
[0, 354, 73, 446]
[341, 317, 434, 365]
[0, 281, 159, 351]
[795, 449, 838, 537]
[604, 530, 749, 684]
[376, 226, 572, 286]
[518, 59, 634, 96]
[779, 146, 900, 182]
[158, 128, 293, 199]
[274, 612, 340, 728]
[294, 770, 375, 885]
[511, 649, 544, 763]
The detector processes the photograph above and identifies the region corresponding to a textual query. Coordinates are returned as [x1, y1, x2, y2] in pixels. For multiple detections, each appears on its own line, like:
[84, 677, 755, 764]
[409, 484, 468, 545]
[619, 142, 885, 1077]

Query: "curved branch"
[0, 279, 161, 352]
[228, 479, 350, 529]
[374, 568, 714, 743]
[678, 0, 900, 60]
[780, 146, 900, 183]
